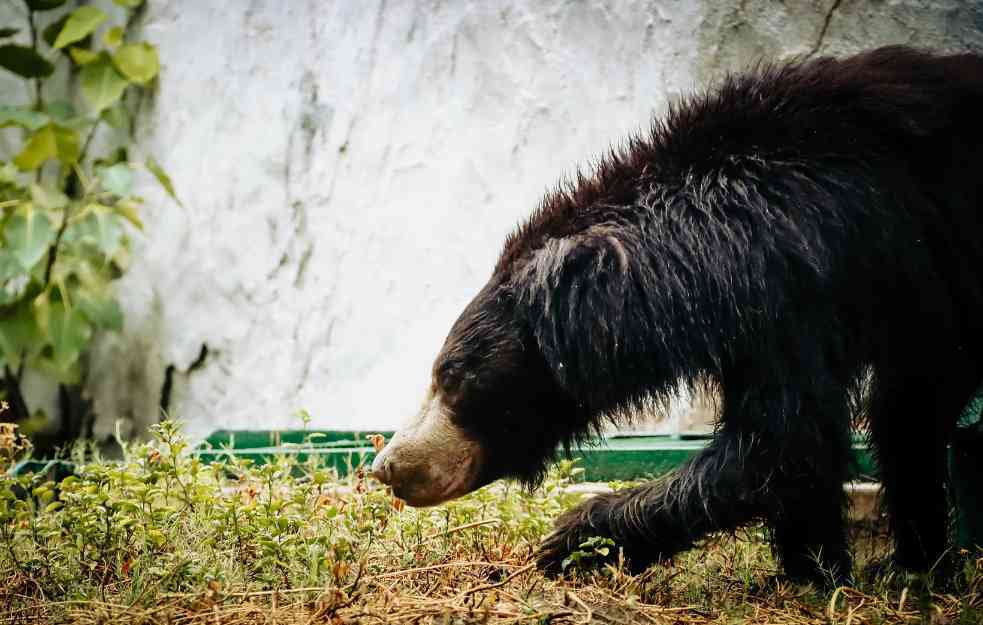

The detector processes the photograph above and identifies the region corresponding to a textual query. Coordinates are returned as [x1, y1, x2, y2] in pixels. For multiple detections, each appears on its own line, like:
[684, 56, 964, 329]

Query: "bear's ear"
[515, 228, 635, 394]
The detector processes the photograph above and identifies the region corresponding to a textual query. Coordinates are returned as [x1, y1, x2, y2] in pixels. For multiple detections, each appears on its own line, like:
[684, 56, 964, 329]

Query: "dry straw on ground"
[6, 533, 981, 624]
[1, 422, 980, 624]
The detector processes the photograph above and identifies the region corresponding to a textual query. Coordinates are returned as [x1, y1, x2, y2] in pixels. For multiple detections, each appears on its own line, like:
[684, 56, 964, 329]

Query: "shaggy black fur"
[430, 46, 983, 584]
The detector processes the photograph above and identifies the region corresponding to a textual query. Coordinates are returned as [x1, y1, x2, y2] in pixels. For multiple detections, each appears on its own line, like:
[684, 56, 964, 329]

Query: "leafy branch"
[0, 0, 178, 443]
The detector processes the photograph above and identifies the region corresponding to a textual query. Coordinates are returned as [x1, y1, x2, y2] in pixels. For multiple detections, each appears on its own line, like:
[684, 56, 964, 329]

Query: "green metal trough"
[953, 391, 983, 551]
[189, 430, 879, 483]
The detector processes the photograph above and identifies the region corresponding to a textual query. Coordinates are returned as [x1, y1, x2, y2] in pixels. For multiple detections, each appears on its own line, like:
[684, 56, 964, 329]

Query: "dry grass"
[6, 528, 981, 624]
[354, 529, 979, 625]
[1, 422, 981, 624]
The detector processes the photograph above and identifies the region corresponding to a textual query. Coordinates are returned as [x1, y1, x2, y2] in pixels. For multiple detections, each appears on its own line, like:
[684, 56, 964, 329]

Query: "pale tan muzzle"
[371, 391, 484, 506]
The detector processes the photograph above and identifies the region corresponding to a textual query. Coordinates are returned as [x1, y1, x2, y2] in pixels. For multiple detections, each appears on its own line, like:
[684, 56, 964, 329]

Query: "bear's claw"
[534, 529, 584, 575]
[534, 495, 627, 576]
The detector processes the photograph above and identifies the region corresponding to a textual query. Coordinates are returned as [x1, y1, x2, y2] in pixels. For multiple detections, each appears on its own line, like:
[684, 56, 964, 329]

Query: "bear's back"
[656, 46, 983, 182]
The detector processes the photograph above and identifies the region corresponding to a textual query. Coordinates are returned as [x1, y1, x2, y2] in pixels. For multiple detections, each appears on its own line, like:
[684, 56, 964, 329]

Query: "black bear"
[372, 46, 983, 583]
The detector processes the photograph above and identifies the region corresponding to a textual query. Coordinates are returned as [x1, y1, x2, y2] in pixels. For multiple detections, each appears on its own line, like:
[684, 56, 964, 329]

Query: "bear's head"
[370, 276, 581, 506]
[372, 231, 636, 506]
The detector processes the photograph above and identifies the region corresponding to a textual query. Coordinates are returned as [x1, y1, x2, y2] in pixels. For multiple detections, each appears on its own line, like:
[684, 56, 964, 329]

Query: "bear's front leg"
[536, 437, 761, 575]
[536, 429, 851, 584]
[536, 480, 697, 575]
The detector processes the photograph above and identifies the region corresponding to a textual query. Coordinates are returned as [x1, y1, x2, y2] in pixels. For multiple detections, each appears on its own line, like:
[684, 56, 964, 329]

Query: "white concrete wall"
[6, 1, 981, 441]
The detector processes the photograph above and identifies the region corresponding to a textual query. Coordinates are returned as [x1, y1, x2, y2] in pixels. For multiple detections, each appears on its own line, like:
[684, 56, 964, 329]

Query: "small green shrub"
[0, 420, 583, 607]
[561, 535, 616, 572]
[0, 420, 980, 624]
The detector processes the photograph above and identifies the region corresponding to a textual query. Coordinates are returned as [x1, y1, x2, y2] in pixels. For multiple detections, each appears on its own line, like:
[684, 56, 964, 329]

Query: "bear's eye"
[437, 361, 461, 390]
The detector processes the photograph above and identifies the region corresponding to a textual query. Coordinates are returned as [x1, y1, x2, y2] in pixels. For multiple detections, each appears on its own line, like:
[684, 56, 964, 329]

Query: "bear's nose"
[371, 452, 395, 486]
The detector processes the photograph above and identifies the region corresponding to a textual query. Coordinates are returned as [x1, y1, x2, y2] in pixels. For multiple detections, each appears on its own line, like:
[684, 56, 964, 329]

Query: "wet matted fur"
[428, 46, 983, 584]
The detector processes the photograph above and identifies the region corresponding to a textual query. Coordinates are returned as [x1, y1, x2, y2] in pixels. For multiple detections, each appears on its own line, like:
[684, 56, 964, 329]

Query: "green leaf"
[0, 300, 42, 368]
[0, 28, 19, 40]
[42, 15, 69, 48]
[69, 46, 100, 65]
[51, 124, 80, 164]
[45, 300, 92, 382]
[0, 251, 22, 281]
[26, 0, 68, 11]
[67, 204, 125, 258]
[0, 45, 55, 78]
[93, 146, 128, 168]
[146, 158, 182, 206]
[113, 199, 143, 230]
[53, 6, 108, 49]
[113, 0, 144, 6]
[12, 124, 80, 170]
[112, 42, 159, 84]
[100, 104, 129, 132]
[0, 106, 49, 131]
[76, 291, 122, 331]
[42, 103, 87, 133]
[13, 127, 55, 171]
[0, 252, 30, 307]
[29, 184, 68, 211]
[0, 164, 20, 185]
[98, 163, 133, 197]
[4, 203, 55, 270]
[80, 56, 128, 112]
[45, 101, 77, 124]
[560, 553, 579, 571]
[103, 26, 124, 48]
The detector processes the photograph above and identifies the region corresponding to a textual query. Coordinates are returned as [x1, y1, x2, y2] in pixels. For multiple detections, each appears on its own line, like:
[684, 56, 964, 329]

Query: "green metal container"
[951, 391, 983, 550]
[189, 429, 877, 483]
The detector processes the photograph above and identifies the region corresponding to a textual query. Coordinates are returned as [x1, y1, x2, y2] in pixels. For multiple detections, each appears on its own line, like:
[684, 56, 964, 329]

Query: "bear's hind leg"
[767, 452, 852, 585]
[867, 365, 977, 573]
[762, 390, 854, 585]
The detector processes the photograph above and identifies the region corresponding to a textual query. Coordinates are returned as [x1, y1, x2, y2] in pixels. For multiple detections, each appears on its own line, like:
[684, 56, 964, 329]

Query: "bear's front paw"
[535, 495, 622, 575]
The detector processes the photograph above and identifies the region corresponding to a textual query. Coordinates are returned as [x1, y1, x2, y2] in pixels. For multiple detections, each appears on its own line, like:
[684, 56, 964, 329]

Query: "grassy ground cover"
[1, 421, 980, 624]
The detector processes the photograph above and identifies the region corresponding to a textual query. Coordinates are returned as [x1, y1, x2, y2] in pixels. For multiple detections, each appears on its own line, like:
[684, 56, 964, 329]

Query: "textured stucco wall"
[6, 1, 981, 441]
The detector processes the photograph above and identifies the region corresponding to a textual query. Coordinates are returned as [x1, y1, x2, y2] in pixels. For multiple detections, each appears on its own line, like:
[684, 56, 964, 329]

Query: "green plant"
[560, 535, 616, 573]
[0, 0, 177, 442]
[0, 420, 980, 624]
[0, 418, 33, 473]
[0, 420, 588, 616]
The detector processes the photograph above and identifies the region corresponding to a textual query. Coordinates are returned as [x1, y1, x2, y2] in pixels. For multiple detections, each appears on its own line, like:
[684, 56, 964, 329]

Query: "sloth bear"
[372, 46, 983, 583]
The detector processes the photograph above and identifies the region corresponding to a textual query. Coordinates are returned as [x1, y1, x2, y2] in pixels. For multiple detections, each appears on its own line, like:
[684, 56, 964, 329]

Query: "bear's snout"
[370, 434, 482, 506]
[370, 452, 395, 485]
[370, 393, 486, 506]
[369, 442, 420, 493]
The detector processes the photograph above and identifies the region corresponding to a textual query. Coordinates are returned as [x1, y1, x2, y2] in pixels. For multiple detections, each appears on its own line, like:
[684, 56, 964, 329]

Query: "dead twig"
[459, 563, 536, 598]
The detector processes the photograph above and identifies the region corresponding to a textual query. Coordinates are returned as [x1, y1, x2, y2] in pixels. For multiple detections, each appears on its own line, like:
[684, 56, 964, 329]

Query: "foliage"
[560, 535, 616, 572]
[0, 420, 980, 624]
[0, 417, 32, 473]
[0, 0, 175, 430]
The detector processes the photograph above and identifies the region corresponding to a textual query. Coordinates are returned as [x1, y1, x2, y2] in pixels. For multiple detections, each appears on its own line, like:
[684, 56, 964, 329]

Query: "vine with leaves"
[0, 0, 177, 450]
